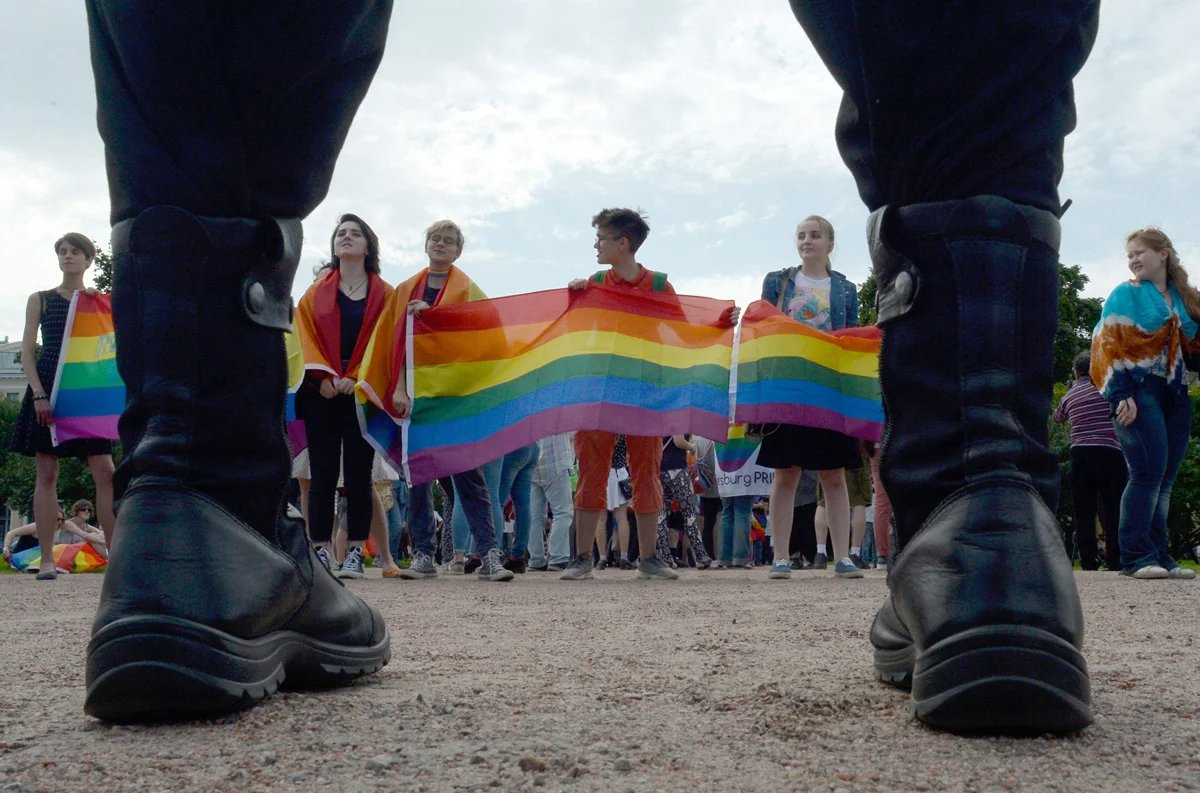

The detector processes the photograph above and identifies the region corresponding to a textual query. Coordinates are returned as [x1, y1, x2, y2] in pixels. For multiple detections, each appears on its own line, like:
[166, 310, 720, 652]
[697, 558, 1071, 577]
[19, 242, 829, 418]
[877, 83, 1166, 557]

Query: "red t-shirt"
[596, 264, 675, 294]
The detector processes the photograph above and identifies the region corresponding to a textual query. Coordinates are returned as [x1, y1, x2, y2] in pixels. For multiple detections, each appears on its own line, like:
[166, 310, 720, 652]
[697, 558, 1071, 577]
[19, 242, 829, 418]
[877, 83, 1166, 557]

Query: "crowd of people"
[279, 207, 900, 583]
[11, 224, 1198, 587]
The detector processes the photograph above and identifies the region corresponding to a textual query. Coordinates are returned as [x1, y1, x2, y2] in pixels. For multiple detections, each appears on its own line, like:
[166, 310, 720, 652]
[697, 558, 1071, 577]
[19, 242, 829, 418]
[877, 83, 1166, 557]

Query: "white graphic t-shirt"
[786, 270, 832, 331]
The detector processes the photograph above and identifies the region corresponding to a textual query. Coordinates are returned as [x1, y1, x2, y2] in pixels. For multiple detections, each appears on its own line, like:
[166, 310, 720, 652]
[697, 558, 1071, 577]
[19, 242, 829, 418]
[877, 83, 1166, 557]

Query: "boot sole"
[85, 615, 389, 722]
[904, 625, 1092, 734]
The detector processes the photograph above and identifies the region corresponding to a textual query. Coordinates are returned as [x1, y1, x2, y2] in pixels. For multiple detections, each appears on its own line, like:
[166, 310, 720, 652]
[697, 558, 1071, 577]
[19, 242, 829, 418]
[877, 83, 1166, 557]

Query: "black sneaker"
[503, 556, 527, 574]
[812, 552, 829, 569]
[618, 559, 634, 570]
[463, 555, 482, 575]
[850, 553, 868, 570]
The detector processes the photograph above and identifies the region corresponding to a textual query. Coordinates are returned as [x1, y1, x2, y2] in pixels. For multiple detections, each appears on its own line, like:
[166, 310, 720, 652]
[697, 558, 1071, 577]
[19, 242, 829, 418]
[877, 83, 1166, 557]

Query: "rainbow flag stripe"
[716, 422, 761, 472]
[734, 300, 882, 442]
[363, 285, 734, 485]
[50, 292, 124, 446]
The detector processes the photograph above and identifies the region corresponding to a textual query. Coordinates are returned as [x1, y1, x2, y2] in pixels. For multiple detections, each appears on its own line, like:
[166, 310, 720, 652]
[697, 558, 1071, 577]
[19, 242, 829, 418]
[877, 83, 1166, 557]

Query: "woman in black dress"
[9, 233, 115, 581]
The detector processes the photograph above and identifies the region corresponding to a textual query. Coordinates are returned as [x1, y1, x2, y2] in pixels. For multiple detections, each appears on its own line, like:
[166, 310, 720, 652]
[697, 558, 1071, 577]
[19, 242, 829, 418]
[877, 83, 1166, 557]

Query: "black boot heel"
[912, 624, 1092, 733]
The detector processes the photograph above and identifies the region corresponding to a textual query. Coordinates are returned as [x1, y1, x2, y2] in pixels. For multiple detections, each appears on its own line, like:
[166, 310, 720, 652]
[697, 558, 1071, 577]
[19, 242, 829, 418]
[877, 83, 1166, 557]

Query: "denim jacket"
[761, 267, 858, 330]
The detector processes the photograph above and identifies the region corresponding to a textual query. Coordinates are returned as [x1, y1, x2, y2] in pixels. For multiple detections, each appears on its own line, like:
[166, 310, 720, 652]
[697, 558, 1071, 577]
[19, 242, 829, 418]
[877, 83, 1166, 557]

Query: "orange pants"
[574, 431, 663, 513]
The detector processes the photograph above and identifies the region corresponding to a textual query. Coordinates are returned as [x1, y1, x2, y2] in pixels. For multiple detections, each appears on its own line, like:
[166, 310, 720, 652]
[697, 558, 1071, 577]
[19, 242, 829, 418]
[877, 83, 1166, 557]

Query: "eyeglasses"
[428, 234, 459, 247]
[78, 508, 92, 514]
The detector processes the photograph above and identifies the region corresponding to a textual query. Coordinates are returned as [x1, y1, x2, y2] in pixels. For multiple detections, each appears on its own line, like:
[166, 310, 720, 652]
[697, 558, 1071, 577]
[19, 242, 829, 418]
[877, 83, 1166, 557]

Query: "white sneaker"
[1132, 564, 1169, 580]
[1167, 566, 1196, 580]
[337, 545, 365, 579]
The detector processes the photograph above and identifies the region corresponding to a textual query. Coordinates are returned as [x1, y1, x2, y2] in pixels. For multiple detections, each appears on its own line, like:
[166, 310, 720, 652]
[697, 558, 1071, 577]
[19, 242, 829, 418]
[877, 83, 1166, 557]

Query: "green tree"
[857, 271, 877, 326]
[1055, 263, 1102, 382]
[92, 246, 114, 293]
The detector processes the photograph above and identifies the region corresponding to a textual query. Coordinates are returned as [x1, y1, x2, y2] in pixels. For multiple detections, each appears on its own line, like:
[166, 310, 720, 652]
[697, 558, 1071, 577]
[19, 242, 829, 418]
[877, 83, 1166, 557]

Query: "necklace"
[341, 276, 368, 297]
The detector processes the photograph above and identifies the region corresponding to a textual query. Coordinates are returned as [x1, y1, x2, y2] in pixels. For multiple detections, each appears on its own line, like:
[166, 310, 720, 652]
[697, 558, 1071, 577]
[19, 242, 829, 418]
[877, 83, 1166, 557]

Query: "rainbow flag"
[50, 292, 124, 446]
[285, 329, 306, 454]
[8, 542, 107, 574]
[360, 285, 735, 485]
[716, 422, 760, 472]
[734, 300, 882, 442]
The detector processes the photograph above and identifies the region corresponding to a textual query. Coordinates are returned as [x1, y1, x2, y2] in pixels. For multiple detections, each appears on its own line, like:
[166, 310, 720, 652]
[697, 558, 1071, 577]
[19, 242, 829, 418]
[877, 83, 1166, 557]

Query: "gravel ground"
[1, 567, 1197, 792]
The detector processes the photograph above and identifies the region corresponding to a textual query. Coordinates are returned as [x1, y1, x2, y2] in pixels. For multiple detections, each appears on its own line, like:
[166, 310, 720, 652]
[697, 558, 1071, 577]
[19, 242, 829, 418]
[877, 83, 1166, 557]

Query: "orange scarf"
[356, 265, 487, 417]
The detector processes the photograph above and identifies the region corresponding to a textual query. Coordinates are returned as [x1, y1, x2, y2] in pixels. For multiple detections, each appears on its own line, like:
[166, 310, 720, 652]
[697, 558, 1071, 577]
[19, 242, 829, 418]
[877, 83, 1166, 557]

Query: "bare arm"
[20, 293, 44, 394]
[671, 434, 696, 453]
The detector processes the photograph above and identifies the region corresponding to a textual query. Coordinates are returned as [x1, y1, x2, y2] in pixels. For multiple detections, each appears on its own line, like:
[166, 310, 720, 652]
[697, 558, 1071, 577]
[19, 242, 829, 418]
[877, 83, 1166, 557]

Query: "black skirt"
[755, 423, 861, 471]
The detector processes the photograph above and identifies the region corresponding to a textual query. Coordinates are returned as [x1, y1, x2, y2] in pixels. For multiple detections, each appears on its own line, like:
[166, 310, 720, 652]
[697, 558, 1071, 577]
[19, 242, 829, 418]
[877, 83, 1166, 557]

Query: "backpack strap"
[651, 271, 669, 292]
[590, 271, 606, 285]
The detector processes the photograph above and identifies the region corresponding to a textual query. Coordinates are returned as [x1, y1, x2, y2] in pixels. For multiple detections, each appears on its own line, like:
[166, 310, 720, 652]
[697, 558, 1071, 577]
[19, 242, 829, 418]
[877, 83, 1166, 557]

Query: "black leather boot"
[85, 206, 389, 722]
[867, 195, 1091, 733]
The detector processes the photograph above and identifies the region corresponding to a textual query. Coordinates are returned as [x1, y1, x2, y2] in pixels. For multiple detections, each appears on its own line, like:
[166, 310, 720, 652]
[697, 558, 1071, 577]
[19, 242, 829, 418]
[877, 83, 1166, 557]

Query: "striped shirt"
[1053, 377, 1122, 451]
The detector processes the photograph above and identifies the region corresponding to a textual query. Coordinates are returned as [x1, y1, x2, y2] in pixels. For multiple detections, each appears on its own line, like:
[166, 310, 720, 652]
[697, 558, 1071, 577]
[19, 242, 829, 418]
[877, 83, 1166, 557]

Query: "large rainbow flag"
[50, 291, 124, 446]
[734, 300, 883, 442]
[359, 285, 735, 485]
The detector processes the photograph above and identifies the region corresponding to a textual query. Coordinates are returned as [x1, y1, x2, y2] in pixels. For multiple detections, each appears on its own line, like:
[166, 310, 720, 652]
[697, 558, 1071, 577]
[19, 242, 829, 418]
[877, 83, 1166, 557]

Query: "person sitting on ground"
[3, 509, 66, 566]
[59, 499, 108, 558]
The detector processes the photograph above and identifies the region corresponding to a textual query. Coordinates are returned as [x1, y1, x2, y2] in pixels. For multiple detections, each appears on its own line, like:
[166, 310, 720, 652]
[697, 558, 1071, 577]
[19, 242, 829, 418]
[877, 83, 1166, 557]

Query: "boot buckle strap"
[867, 206, 921, 325]
[111, 209, 302, 332]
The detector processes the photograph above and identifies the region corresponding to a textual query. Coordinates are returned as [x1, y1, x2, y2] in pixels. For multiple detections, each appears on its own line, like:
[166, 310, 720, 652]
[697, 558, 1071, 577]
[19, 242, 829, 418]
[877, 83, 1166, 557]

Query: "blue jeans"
[451, 457, 501, 555]
[1115, 376, 1188, 572]
[529, 466, 574, 567]
[386, 479, 409, 560]
[497, 444, 539, 557]
[718, 495, 753, 565]
[411, 467, 496, 558]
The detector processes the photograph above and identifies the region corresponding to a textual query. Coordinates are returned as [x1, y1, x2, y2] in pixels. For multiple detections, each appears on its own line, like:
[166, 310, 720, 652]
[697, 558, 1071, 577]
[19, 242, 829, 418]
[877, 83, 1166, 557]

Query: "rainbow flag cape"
[734, 300, 882, 442]
[359, 285, 735, 485]
[716, 422, 761, 472]
[50, 291, 124, 446]
[8, 542, 108, 574]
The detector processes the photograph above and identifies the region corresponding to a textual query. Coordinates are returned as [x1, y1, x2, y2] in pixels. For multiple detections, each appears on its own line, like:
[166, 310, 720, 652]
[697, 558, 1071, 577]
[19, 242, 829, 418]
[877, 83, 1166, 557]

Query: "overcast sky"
[1, 1, 1197, 345]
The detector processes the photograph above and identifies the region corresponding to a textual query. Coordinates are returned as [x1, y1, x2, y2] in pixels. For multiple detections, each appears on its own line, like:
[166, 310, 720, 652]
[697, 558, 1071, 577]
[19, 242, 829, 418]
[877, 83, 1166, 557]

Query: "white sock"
[816, 544, 827, 556]
[850, 546, 860, 557]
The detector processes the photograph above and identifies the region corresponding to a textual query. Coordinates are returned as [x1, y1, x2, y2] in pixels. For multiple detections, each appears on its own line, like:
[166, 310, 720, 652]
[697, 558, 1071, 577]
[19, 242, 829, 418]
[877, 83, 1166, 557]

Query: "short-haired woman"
[8, 234, 115, 580]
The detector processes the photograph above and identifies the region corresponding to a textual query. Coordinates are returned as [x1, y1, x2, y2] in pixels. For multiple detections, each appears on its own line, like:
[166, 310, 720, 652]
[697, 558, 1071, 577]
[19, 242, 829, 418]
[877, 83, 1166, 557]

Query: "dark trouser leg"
[337, 397, 375, 544]
[1070, 447, 1103, 570]
[83, 1, 392, 722]
[1097, 449, 1128, 570]
[791, 0, 1099, 733]
[407, 482, 437, 558]
[453, 467, 497, 555]
[305, 394, 344, 544]
[789, 503, 817, 560]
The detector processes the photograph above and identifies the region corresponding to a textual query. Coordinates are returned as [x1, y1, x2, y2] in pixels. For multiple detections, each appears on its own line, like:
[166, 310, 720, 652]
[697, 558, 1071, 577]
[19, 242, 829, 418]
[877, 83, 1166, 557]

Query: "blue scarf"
[1091, 280, 1198, 402]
